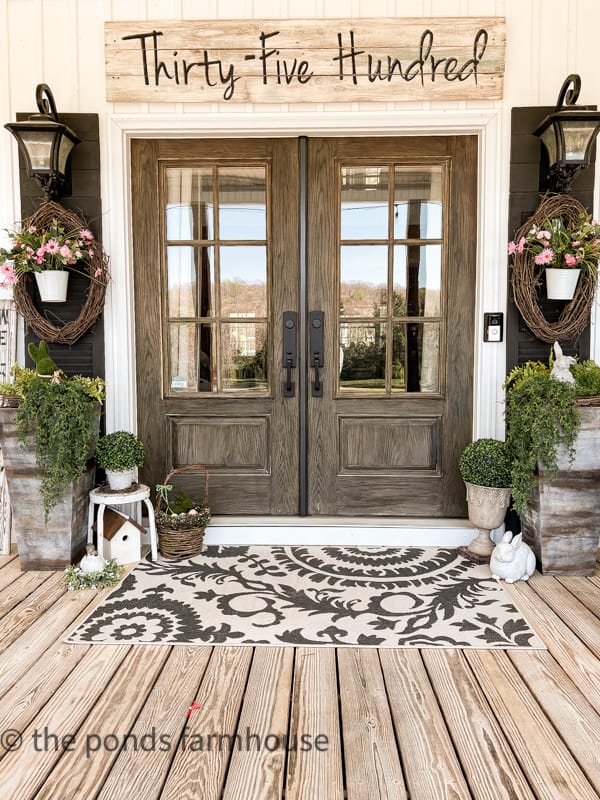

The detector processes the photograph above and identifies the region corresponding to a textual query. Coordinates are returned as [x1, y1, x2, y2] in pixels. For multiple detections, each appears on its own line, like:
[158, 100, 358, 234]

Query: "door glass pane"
[169, 323, 215, 393]
[167, 246, 214, 317]
[339, 322, 386, 392]
[166, 168, 214, 240]
[393, 166, 443, 239]
[341, 166, 389, 240]
[392, 323, 440, 393]
[220, 246, 267, 317]
[222, 322, 268, 392]
[340, 245, 388, 318]
[393, 245, 442, 317]
[218, 167, 266, 240]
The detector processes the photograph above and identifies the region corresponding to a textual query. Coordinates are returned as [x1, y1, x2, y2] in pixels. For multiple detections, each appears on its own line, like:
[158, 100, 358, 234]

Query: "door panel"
[132, 139, 300, 514]
[132, 135, 476, 517]
[307, 137, 477, 516]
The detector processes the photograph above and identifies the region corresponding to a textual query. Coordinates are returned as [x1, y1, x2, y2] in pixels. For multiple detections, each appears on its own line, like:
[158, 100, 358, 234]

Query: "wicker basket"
[155, 465, 210, 559]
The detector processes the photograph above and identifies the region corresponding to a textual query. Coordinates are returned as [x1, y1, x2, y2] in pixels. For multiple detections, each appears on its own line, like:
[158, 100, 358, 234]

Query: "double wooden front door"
[132, 136, 476, 516]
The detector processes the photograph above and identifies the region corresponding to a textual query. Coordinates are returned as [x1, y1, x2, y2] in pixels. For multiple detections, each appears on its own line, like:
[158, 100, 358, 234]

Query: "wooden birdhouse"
[99, 507, 144, 565]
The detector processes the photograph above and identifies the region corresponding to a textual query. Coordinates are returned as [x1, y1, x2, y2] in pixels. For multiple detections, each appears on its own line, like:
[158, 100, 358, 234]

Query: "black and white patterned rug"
[66, 546, 544, 649]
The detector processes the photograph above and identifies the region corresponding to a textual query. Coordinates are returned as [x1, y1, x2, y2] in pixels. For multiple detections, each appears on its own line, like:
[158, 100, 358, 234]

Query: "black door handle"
[282, 311, 297, 397]
[310, 311, 324, 397]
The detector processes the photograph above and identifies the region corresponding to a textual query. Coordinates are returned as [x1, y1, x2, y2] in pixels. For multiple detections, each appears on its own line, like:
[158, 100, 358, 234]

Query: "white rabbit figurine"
[549, 341, 575, 384]
[489, 531, 536, 583]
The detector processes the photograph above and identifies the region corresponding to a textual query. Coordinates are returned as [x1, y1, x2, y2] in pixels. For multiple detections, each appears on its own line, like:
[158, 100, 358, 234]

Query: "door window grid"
[163, 164, 270, 395]
[338, 163, 445, 395]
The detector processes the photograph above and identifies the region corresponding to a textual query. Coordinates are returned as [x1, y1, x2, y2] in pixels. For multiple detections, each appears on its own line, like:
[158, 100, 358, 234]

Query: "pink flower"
[534, 248, 554, 265]
[537, 230, 551, 240]
[88, 249, 95, 258]
[59, 245, 72, 259]
[94, 267, 103, 278]
[36, 246, 46, 258]
[564, 254, 578, 267]
[80, 229, 94, 241]
[45, 239, 60, 254]
[507, 241, 516, 255]
[0, 263, 17, 286]
[27, 225, 36, 234]
[571, 241, 580, 247]
[516, 237, 526, 254]
[75, 250, 82, 259]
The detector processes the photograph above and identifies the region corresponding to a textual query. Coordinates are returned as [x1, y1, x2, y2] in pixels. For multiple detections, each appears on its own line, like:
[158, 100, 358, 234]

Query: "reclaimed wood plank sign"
[105, 17, 505, 103]
[0, 300, 17, 555]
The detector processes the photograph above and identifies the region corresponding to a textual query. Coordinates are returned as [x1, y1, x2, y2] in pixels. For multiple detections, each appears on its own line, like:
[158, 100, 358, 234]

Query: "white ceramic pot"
[105, 469, 135, 491]
[34, 270, 69, 302]
[545, 267, 581, 300]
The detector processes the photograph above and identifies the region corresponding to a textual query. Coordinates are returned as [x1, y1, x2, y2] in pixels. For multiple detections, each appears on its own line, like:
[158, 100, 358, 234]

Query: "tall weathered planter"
[522, 406, 600, 576]
[0, 408, 95, 570]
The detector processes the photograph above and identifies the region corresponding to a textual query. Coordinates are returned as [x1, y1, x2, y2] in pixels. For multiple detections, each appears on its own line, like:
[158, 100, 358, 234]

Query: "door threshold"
[204, 516, 476, 547]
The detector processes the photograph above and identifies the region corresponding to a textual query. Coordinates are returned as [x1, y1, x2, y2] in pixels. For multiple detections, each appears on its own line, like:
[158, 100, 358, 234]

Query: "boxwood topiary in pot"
[95, 430, 144, 491]
[458, 438, 513, 563]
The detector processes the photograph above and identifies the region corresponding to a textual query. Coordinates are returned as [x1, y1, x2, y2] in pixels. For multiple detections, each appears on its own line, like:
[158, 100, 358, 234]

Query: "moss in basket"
[458, 438, 512, 488]
[155, 483, 211, 530]
[95, 430, 144, 472]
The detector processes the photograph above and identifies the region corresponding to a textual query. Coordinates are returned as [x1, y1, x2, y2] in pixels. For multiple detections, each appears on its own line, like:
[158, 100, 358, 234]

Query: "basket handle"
[156, 464, 209, 512]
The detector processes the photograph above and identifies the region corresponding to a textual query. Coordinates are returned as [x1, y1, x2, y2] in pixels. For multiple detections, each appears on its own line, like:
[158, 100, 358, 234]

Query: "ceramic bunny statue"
[550, 341, 575, 384]
[489, 531, 536, 583]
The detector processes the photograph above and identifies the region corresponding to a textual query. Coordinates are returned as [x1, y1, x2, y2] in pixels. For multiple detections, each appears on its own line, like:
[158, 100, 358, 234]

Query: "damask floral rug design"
[66, 546, 545, 649]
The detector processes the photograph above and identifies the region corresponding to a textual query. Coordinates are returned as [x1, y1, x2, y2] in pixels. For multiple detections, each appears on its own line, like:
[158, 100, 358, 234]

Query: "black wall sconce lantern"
[4, 84, 80, 201]
[534, 74, 600, 194]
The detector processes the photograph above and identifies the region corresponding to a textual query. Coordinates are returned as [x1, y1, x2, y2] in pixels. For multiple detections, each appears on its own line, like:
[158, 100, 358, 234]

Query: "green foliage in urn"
[15, 369, 105, 520]
[504, 365, 580, 518]
[95, 430, 144, 473]
[459, 438, 512, 488]
[570, 360, 600, 397]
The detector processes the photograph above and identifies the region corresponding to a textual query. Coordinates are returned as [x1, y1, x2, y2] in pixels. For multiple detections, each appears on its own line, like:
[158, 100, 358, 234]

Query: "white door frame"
[103, 108, 507, 540]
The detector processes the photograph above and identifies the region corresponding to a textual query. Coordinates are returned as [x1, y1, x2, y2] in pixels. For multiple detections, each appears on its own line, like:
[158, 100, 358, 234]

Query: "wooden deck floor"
[0, 549, 599, 800]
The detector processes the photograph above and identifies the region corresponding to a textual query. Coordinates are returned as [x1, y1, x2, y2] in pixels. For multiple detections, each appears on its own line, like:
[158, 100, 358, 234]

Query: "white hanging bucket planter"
[545, 267, 581, 300]
[34, 270, 69, 303]
[105, 469, 135, 491]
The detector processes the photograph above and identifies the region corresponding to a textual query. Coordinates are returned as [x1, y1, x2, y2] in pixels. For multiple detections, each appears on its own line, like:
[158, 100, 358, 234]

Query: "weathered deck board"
[466, 649, 599, 800]
[34, 646, 170, 799]
[285, 647, 343, 800]
[508, 649, 600, 794]
[0, 555, 24, 591]
[379, 649, 472, 799]
[422, 649, 535, 800]
[222, 647, 294, 800]
[528, 573, 600, 658]
[0, 572, 66, 657]
[338, 648, 407, 799]
[0, 584, 105, 697]
[556, 576, 600, 619]
[0, 644, 130, 799]
[0, 570, 51, 619]
[97, 646, 213, 800]
[0, 558, 598, 799]
[505, 581, 600, 712]
[160, 646, 254, 800]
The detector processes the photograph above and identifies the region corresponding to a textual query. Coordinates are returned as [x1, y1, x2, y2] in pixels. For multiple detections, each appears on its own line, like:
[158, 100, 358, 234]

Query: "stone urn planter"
[0, 408, 97, 570]
[521, 404, 600, 576]
[461, 482, 513, 562]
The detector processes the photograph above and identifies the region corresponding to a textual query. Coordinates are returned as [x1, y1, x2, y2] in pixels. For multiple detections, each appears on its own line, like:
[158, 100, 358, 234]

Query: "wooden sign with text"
[105, 17, 505, 103]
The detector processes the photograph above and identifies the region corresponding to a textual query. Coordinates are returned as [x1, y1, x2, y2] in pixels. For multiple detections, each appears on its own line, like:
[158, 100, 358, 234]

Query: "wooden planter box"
[522, 406, 600, 576]
[0, 408, 95, 570]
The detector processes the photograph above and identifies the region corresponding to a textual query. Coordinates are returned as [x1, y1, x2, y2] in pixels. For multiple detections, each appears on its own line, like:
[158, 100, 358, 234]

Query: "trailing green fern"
[15, 376, 102, 520]
[504, 373, 580, 517]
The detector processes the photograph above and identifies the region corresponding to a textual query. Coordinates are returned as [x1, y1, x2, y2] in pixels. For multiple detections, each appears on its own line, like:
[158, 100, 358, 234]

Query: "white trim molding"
[104, 107, 506, 541]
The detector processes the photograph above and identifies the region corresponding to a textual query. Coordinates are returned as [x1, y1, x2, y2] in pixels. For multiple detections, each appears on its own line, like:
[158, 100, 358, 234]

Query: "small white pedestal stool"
[88, 483, 158, 562]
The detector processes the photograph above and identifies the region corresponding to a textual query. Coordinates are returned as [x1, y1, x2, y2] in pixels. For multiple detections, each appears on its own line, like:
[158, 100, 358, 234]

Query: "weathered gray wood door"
[132, 136, 476, 516]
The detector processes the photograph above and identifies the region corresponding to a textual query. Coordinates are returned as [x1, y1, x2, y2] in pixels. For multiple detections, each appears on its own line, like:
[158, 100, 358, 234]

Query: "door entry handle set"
[282, 311, 324, 398]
